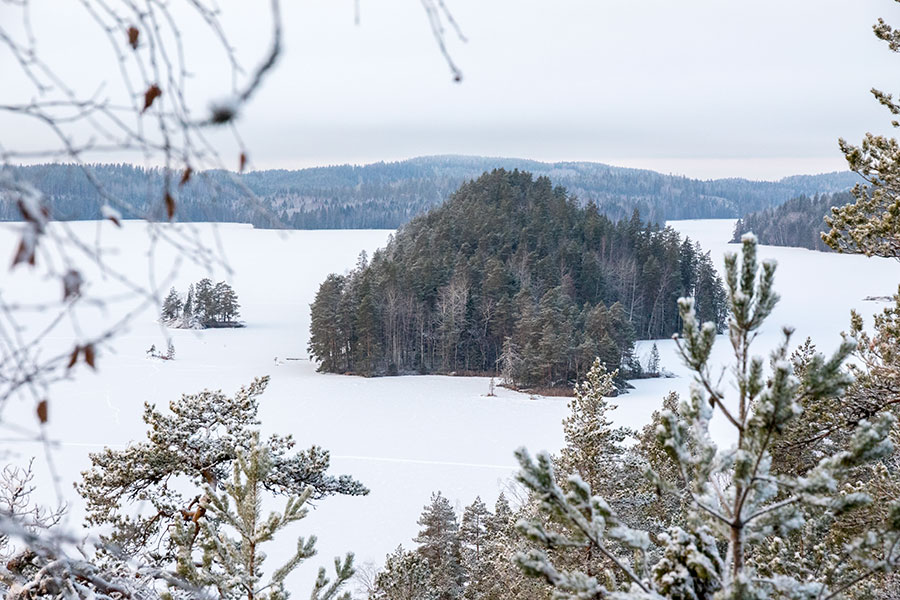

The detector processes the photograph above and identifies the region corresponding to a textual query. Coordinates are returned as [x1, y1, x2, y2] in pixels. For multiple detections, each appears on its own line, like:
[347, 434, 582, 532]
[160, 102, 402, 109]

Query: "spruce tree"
[646, 343, 660, 376]
[309, 274, 347, 372]
[459, 497, 492, 600]
[184, 283, 194, 318]
[484, 492, 550, 600]
[556, 359, 630, 498]
[414, 492, 464, 600]
[692, 248, 727, 331]
[161, 287, 183, 321]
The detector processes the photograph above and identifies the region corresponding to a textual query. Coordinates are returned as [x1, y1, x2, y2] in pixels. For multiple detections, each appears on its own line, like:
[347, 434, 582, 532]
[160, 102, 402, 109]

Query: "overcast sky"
[3, 0, 900, 179]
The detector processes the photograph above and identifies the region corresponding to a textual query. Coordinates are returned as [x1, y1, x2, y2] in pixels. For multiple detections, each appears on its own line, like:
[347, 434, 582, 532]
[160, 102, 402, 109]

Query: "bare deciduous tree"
[0, 0, 465, 595]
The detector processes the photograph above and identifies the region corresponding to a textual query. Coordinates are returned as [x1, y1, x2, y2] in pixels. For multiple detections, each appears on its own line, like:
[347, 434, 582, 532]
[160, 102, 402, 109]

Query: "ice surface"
[2, 218, 899, 596]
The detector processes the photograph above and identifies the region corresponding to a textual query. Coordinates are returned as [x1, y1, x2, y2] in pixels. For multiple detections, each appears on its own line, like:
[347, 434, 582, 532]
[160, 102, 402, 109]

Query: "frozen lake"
[2, 217, 899, 595]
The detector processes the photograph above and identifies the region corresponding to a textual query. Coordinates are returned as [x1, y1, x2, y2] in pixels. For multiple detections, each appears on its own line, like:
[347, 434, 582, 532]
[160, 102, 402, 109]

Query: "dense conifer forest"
[308, 169, 728, 388]
[1, 158, 858, 229]
[732, 191, 853, 251]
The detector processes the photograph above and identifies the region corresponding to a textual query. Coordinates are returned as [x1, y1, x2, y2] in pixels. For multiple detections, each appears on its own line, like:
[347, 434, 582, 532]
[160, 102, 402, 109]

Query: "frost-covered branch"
[513, 235, 900, 599]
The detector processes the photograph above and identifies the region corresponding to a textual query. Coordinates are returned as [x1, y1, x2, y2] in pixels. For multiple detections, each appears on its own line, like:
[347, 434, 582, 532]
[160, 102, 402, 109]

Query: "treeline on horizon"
[308, 169, 728, 389]
[0, 158, 859, 229]
[732, 191, 854, 251]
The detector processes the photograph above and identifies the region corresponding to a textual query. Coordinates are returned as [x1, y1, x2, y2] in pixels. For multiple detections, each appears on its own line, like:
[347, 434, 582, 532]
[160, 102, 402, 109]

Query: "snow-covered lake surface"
[2, 218, 899, 595]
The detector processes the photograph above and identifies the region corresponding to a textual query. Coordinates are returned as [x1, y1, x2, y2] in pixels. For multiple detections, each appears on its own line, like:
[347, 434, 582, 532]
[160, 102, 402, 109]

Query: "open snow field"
[2, 218, 900, 595]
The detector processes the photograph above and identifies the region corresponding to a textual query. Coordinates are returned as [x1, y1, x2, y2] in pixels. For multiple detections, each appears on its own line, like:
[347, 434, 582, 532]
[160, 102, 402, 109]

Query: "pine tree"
[414, 492, 464, 600]
[513, 235, 900, 599]
[161, 287, 183, 321]
[77, 377, 368, 568]
[823, 12, 900, 258]
[166, 339, 175, 360]
[174, 434, 355, 600]
[459, 497, 491, 600]
[213, 281, 241, 323]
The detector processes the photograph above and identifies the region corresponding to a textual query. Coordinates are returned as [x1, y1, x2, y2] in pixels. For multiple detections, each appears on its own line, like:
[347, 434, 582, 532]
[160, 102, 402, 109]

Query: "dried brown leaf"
[11, 238, 35, 268]
[67, 346, 80, 369]
[36, 400, 48, 424]
[165, 192, 176, 220]
[84, 344, 96, 369]
[127, 26, 140, 50]
[143, 84, 162, 113]
[239, 152, 247, 173]
[179, 166, 192, 187]
[101, 205, 122, 227]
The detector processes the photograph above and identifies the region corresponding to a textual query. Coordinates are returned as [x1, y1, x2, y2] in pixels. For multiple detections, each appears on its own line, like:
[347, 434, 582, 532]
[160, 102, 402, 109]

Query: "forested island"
[308, 169, 728, 389]
[160, 278, 242, 329]
[732, 191, 853, 251]
[1, 157, 857, 229]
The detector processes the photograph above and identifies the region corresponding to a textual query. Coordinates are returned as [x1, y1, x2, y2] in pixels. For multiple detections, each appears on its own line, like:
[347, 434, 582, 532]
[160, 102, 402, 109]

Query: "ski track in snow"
[2, 218, 900, 595]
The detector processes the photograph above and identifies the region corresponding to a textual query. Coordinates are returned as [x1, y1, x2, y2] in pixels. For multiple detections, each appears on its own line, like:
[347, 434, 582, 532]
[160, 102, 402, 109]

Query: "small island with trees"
[161, 278, 243, 328]
[308, 169, 728, 391]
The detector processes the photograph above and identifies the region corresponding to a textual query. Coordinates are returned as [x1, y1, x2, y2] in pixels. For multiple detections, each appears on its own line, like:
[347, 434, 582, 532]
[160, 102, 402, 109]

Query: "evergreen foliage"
[309, 170, 728, 388]
[511, 235, 900, 599]
[371, 546, 437, 600]
[146, 341, 176, 360]
[823, 9, 900, 258]
[646, 343, 660, 376]
[733, 191, 853, 251]
[76, 377, 368, 571]
[161, 278, 242, 328]
[557, 360, 631, 498]
[370, 492, 539, 600]
[459, 497, 492, 600]
[162, 287, 183, 321]
[0, 159, 857, 230]
[172, 435, 355, 600]
[415, 492, 465, 600]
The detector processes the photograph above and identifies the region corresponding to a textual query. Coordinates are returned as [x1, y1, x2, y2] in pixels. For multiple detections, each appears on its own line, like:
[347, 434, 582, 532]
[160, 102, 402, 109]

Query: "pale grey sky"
[3, 0, 899, 179]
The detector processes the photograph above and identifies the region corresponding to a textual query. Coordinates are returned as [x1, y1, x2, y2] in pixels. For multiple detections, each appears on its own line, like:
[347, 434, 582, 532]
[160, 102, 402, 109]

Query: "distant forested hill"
[308, 169, 729, 389]
[1, 157, 860, 229]
[732, 191, 854, 251]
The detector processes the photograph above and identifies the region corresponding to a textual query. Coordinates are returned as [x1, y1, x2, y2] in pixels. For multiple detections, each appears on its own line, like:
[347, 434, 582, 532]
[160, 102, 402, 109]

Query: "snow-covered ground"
[2, 218, 899, 595]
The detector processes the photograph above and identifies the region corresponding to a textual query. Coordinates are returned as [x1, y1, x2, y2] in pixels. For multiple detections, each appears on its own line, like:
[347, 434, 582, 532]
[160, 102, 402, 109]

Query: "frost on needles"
[513, 235, 900, 600]
[77, 376, 367, 600]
